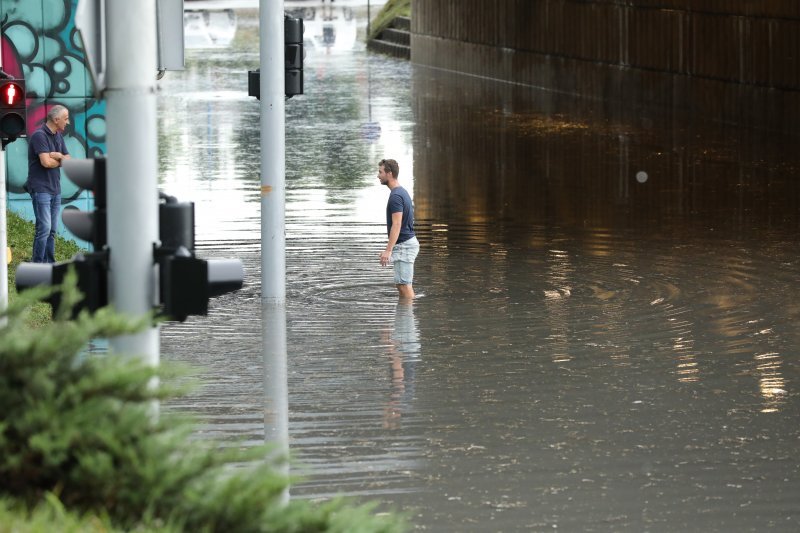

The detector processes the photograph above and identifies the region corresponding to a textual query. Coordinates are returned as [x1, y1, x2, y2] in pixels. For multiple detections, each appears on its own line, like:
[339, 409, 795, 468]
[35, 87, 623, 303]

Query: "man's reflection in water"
[381, 302, 421, 429]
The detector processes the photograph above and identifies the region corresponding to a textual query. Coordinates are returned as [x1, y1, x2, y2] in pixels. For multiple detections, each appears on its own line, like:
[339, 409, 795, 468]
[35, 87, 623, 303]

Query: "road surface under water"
[158, 7, 800, 531]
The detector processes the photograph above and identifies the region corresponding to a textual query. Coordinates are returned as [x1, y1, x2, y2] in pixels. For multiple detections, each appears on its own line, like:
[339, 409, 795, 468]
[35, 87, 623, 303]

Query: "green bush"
[0, 494, 133, 533]
[368, 0, 411, 40]
[5, 209, 83, 327]
[0, 274, 407, 532]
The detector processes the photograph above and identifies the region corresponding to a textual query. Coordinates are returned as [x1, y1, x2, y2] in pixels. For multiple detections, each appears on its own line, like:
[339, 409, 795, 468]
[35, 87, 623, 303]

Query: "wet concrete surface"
[158, 7, 800, 531]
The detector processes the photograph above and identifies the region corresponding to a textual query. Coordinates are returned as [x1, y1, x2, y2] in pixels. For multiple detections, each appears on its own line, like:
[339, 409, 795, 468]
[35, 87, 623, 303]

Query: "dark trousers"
[31, 192, 61, 263]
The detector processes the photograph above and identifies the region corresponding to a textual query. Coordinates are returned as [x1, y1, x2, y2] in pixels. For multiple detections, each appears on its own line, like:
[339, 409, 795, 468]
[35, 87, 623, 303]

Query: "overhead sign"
[157, 0, 185, 73]
[76, 0, 184, 92]
[75, 0, 106, 97]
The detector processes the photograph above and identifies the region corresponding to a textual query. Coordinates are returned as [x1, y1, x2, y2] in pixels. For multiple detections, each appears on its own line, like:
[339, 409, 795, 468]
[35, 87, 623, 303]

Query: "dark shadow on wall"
[411, 65, 800, 242]
[411, 0, 800, 135]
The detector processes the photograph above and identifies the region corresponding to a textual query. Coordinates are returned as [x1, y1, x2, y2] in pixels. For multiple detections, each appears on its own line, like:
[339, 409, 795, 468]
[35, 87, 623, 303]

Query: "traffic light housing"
[61, 158, 107, 251]
[16, 158, 244, 322]
[284, 14, 303, 97]
[0, 78, 26, 140]
[15, 157, 109, 317]
[15, 254, 107, 316]
[157, 193, 244, 322]
[247, 14, 304, 99]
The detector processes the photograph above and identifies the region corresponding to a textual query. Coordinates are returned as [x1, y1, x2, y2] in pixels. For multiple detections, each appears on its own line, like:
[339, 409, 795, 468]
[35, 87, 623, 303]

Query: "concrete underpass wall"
[411, 0, 800, 133]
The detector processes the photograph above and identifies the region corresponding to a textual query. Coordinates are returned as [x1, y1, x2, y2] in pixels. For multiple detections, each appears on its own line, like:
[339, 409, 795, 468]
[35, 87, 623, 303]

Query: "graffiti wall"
[2, 0, 105, 232]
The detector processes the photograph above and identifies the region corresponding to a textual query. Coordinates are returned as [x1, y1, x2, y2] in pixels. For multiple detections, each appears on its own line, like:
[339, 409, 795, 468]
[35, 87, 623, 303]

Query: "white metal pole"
[263, 301, 289, 503]
[0, 148, 7, 324]
[105, 0, 160, 365]
[260, 0, 289, 501]
[0, 43, 7, 323]
[261, 0, 286, 304]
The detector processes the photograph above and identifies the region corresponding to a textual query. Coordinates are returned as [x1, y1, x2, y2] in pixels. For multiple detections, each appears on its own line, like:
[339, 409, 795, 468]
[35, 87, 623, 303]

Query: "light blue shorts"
[392, 236, 420, 285]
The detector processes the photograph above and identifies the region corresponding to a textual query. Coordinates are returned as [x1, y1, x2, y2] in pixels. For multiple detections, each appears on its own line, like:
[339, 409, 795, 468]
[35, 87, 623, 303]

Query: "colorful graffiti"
[2, 0, 105, 220]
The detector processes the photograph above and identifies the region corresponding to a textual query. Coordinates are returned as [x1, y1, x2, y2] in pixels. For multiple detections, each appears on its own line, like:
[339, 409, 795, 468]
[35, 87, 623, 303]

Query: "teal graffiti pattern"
[2, 0, 106, 203]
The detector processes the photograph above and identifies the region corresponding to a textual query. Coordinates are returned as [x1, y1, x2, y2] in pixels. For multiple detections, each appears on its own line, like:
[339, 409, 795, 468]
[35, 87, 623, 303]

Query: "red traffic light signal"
[1, 81, 23, 105]
[0, 79, 26, 139]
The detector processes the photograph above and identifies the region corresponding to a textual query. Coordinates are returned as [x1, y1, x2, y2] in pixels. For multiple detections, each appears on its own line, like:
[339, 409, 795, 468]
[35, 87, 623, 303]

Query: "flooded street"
[158, 7, 800, 531]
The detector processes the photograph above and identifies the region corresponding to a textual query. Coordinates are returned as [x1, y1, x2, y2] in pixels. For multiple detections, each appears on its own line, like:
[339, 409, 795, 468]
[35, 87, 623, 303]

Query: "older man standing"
[26, 105, 70, 263]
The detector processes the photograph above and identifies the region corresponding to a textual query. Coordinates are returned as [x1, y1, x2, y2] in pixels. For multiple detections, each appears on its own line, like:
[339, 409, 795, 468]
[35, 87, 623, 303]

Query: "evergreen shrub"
[0, 273, 406, 532]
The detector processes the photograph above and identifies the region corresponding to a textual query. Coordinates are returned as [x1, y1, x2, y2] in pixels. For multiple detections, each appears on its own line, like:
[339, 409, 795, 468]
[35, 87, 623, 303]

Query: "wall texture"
[2, 0, 105, 224]
[411, 0, 800, 133]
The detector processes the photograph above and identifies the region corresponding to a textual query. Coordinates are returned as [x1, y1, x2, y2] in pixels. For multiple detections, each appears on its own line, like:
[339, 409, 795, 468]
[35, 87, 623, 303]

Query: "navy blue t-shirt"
[386, 186, 415, 244]
[27, 124, 68, 195]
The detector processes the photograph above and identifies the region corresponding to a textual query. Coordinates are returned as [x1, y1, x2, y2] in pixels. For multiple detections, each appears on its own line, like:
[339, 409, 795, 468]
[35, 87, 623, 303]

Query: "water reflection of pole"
[260, 0, 289, 504]
[263, 302, 289, 491]
[382, 303, 421, 429]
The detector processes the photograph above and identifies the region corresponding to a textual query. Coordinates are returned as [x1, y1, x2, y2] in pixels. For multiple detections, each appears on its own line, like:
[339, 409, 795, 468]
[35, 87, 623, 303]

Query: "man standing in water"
[378, 158, 419, 300]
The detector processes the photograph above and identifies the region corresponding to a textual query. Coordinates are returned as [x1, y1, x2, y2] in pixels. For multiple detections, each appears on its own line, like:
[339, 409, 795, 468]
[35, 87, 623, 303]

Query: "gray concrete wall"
[411, 0, 800, 133]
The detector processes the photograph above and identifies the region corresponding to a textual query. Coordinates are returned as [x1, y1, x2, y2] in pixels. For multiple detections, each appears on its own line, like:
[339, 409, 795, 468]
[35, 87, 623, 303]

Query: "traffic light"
[157, 193, 244, 322]
[16, 157, 244, 322]
[0, 78, 26, 140]
[15, 157, 108, 316]
[247, 14, 304, 99]
[247, 69, 261, 100]
[284, 14, 303, 97]
[15, 254, 107, 316]
[60, 158, 107, 251]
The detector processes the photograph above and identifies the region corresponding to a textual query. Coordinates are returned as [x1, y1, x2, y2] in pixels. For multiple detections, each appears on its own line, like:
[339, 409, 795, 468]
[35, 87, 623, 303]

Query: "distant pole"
[0, 43, 7, 325]
[260, 0, 289, 503]
[261, 3, 285, 304]
[0, 147, 7, 325]
[367, 0, 371, 39]
[105, 1, 160, 365]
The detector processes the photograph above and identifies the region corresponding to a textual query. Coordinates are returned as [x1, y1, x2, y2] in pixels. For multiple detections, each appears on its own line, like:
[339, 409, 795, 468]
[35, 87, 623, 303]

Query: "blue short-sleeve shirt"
[387, 186, 415, 244]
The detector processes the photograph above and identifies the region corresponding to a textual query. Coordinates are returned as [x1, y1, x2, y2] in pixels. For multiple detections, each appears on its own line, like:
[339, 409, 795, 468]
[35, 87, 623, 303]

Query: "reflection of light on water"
[430, 224, 449, 278]
[545, 249, 573, 364]
[754, 352, 787, 413]
[675, 365, 699, 382]
[671, 322, 700, 383]
[584, 229, 614, 257]
[488, 244, 509, 297]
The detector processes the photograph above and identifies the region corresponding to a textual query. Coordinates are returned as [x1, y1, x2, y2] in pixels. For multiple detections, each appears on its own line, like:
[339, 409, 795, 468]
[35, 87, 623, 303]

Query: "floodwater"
[158, 6, 800, 531]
